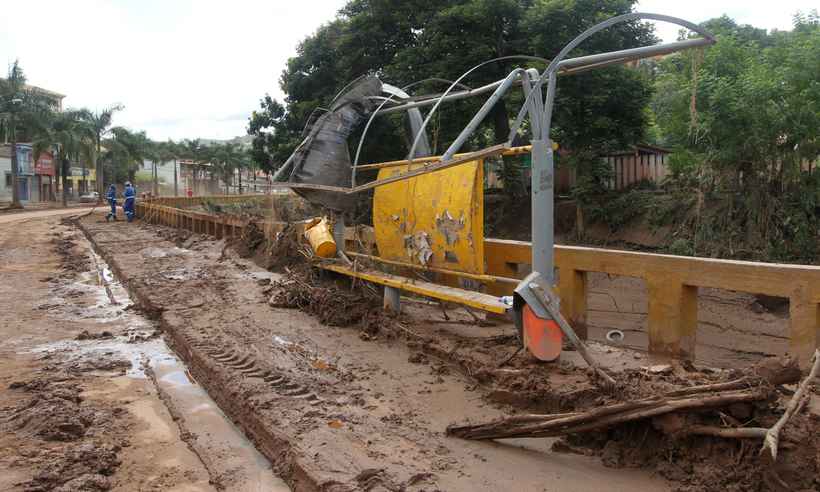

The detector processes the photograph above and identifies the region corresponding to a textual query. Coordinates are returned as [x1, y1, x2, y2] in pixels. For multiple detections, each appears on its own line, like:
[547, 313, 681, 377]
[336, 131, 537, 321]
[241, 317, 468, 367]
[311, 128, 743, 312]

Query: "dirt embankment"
[79, 214, 820, 491]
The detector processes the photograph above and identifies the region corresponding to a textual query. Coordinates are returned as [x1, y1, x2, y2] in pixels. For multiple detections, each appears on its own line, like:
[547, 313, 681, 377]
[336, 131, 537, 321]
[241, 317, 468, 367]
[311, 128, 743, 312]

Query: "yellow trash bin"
[304, 217, 337, 258]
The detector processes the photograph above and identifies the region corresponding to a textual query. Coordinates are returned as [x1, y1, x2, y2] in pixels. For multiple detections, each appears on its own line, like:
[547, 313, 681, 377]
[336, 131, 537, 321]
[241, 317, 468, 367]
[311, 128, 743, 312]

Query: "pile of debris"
[449, 353, 820, 491]
[268, 265, 389, 335]
[233, 222, 307, 270]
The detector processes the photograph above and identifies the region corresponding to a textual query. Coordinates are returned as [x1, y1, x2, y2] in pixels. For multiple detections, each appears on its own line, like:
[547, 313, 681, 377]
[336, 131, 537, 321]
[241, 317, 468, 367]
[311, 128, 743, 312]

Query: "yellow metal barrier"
[373, 159, 484, 275]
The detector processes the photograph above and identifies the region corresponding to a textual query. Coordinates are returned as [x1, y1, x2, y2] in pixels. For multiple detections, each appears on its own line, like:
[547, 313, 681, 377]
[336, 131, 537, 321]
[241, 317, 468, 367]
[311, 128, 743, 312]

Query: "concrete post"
[384, 286, 401, 314]
[647, 275, 698, 359]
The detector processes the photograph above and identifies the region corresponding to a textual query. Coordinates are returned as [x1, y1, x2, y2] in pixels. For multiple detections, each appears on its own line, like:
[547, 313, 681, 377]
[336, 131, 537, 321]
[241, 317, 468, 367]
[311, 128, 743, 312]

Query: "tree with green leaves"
[102, 127, 150, 186]
[181, 138, 208, 194]
[146, 140, 177, 196]
[651, 11, 819, 261]
[80, 104, 123, 201]
[206, 143, 242, 194]
[165, 139, 183, 196]
[249, 0, 656, 181]
[33, 110, 95, 207]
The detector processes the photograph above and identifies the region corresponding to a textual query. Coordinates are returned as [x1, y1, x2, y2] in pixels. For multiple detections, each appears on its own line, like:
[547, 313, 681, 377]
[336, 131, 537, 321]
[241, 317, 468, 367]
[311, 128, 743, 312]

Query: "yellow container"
[304, 217, 337, 258]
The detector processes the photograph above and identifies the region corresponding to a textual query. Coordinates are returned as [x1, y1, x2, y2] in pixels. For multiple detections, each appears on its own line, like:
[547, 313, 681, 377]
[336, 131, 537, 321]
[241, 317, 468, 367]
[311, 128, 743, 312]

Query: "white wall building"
[139, 159, 182, 196]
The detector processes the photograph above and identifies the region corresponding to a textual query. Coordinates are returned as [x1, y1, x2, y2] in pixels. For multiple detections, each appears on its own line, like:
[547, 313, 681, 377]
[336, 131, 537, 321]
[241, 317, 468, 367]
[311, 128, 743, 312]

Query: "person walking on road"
[105, 184, 118, 222]
[123, 182, 136, 222]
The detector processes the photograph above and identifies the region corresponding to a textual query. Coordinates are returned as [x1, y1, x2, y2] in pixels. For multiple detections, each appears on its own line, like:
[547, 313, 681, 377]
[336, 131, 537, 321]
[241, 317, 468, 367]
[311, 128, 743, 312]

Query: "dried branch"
[448, 389, 767, 440]
[760, 349, 820, 462]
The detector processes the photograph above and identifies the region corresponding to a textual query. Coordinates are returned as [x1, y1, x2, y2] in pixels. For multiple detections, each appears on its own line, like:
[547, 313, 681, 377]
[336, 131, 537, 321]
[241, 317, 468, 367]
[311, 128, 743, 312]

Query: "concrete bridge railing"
[137, 198, 820, 366]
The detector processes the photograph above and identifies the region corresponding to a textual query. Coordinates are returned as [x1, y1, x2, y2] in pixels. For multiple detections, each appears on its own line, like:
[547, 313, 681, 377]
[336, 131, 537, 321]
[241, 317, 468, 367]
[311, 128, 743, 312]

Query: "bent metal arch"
[269, 13, 715, 317]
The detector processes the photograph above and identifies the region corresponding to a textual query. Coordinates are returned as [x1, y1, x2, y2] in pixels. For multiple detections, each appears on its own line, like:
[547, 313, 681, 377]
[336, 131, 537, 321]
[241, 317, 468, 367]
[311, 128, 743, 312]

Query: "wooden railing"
[137, 198, 820, 366]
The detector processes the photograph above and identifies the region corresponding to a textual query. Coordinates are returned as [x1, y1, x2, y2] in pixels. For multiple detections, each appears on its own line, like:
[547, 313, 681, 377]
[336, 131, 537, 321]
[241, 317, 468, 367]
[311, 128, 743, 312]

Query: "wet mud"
[79, 214, 676, 491]
[77, 213, 820, 492]
[0, 214, 284, 492]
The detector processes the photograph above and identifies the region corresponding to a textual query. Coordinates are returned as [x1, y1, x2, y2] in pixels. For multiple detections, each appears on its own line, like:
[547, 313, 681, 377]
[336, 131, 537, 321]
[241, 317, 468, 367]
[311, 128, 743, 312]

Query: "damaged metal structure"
[270, 13, 716, 360]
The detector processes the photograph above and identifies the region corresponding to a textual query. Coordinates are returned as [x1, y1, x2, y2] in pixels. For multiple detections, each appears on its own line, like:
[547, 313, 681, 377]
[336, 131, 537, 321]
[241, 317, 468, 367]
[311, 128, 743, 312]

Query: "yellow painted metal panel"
[373, 160, 484, 275]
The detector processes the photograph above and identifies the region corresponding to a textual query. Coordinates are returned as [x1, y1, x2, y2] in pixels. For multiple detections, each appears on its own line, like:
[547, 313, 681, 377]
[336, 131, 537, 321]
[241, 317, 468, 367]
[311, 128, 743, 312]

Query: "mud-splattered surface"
[584, 273, 792, 368]
[76, 212, 820, 492]
[79, 213, 675, 491]
[0, 211, 285, 492]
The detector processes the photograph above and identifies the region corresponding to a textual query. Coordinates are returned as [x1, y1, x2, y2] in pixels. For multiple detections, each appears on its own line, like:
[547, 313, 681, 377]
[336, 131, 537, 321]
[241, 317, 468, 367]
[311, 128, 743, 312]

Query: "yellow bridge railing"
[136, 197, 820, 366]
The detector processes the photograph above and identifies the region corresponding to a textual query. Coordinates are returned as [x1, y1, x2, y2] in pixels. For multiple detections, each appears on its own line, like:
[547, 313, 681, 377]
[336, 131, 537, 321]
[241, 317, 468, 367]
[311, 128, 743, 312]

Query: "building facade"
[0, 143, 57, 202]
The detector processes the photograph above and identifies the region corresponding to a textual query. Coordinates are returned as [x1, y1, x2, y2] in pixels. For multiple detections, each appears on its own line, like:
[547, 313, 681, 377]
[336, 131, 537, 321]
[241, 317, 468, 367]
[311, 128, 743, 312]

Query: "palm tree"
[144, 141, 160, 196]
[0, 61, 53, 208]
[238, 147, 254, 193]
[102, 127, 149, 186]
[204, 144, 226, 194]
[214, 143, 242, 194]
[81, 105, 123, 202]
[33, 110, 95, 207]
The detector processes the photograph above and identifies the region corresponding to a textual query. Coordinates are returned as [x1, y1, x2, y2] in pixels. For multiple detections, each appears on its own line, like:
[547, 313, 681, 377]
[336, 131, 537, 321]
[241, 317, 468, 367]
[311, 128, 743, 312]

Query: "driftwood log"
[447, 389, 767, 440]
[447, 357, 802, 441]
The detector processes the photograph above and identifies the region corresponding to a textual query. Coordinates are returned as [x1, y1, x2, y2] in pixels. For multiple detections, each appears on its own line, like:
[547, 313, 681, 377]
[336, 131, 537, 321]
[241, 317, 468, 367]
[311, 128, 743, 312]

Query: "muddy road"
[0, 211, 287, 491]
[8, 209, 813, 491]
[74, 212, 679, 491]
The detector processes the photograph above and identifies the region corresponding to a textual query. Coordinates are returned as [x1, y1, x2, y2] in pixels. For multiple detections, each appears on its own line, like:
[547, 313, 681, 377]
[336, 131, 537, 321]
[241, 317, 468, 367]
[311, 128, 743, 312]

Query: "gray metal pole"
[333, 212, 345, 253]
[441, 69, 523, 161]
[530, 139, 554, 284]
[526, 12, 714, 285]
[382, 84, 431, 159]
[377, 38, 713, 118]
[270, 147, 298, 182]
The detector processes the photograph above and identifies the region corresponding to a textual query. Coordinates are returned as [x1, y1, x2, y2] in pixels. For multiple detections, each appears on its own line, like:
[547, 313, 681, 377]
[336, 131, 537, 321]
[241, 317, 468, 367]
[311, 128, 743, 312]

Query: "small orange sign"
[522, 304, 562, 361]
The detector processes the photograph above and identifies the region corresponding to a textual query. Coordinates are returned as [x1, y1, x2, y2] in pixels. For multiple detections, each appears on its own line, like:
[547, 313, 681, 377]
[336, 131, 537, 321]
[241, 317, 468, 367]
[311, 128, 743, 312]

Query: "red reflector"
[522, 304, 562, 361]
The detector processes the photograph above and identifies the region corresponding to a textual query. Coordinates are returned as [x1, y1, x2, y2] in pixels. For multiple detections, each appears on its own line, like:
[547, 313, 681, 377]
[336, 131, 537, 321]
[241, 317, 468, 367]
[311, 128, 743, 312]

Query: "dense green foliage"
[248, 0, 657, 175]
[648, 12, 820, 262]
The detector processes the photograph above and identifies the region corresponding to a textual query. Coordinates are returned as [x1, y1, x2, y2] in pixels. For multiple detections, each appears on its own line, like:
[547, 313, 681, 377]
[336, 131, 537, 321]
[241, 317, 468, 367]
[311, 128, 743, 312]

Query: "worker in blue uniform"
[105, 184, 118, 222]
[123, 182, 136, 222]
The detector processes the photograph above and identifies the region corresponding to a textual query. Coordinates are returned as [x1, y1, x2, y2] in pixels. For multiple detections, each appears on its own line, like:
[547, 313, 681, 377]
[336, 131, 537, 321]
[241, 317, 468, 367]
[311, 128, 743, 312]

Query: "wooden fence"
[137, 196, 820, 366]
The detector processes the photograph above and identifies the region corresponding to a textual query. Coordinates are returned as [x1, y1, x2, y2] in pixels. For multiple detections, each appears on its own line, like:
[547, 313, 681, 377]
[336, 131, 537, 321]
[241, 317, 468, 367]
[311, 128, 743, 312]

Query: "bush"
[668, 238, 694, 256]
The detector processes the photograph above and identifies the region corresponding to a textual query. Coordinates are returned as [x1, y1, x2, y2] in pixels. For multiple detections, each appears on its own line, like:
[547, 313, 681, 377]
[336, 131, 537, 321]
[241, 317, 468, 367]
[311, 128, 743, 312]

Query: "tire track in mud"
[76, 215, 682, 492]
[68, 218, 290, 492]
[75, 219, 386, 491]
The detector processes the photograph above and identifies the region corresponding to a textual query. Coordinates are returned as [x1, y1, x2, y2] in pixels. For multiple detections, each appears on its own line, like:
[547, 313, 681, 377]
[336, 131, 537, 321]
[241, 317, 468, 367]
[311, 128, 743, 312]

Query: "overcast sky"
[1, 0, 814, 142]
